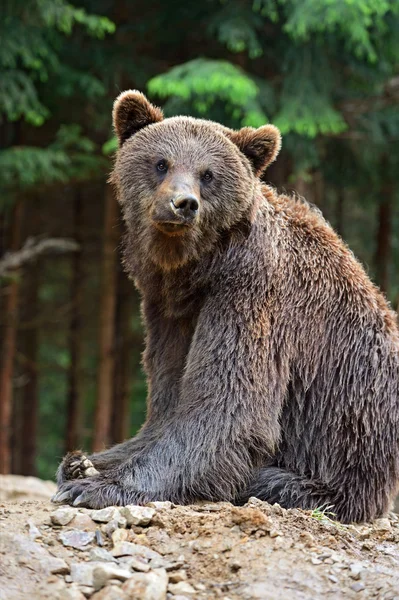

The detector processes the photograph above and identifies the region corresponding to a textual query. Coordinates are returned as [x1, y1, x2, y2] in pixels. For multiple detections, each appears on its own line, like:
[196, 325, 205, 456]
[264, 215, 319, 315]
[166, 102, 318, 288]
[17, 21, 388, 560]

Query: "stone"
[122, 569, 168, 600]
[90, 548, 118, 563]
[27, 519, 42, 540]
[351, 582, 365, 592]
[147, 501, 172, 510]
[69, 513, 98, 532]
[70, 562, 116, 587]
[91, 586, 126, 600]
[57, 586, 86, 600]
[349, 563, 364, 580]
[168, 582, 196, 595]
[93, 565, 133, 590]
[111, 529, 128, 545]
[51, 507, 77, 526]
[60, 529, 96, 550]
[119, 505, 155, 526]
[168, 571, 187, 583]
[374, 518, 391, 532]
[112, 542, 161, 561]
[118, 556, 150, 572]
[47, 557, 70, 575]
[91, 508, 119, 523]
[78, 585, 95, 597]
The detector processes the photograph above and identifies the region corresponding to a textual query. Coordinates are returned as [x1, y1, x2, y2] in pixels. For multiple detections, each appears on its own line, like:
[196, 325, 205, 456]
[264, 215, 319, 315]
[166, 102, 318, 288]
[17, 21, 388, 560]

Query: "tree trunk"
[92, 186, 119, 451]
[336, 189, 345, 238]
[20, 262, 39, 475]
[65, 189, 84, 452]
[375, 185, 393, 296]
[0, 200, 24, 474]
[111, 260, 133, 444]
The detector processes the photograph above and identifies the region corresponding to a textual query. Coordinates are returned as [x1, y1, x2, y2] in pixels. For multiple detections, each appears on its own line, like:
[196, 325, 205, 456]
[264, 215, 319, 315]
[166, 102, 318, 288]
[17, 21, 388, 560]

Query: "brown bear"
[53, 90, 399, 523]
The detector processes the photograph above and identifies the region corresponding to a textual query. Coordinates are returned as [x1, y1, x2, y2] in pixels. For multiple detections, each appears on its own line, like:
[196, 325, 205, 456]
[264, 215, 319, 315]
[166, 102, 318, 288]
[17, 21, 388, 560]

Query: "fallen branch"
[0, 237, 80, 276]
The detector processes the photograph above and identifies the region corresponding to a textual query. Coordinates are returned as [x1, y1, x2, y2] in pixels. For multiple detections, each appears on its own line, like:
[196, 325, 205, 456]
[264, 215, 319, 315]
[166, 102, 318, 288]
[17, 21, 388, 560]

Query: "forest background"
[1, 0, 398, 479]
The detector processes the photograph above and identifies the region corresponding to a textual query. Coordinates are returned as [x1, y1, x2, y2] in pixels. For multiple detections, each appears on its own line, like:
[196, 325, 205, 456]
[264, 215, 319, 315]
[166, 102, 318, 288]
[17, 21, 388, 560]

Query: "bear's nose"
[171, 194, 199, 221]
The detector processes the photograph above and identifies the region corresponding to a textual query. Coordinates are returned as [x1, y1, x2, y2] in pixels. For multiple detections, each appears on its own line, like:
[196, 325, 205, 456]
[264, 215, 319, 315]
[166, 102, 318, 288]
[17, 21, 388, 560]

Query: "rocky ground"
[0, 477, 398, 600]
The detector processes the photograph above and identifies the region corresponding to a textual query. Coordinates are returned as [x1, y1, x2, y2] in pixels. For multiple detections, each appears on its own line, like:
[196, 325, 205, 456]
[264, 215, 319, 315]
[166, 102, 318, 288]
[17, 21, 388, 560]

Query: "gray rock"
[349, 563, 364, 580]
[90, 547, 118, 563]
[60, 529, 95, 550]
[118, 556, 151, 572]
[168, 581, 196, 595]
[168, 571, 187, 583]
[70, 561, 115, 587]
[57, 586, 86, 600]
[47, 557, 70, 575]
[91, 507, 118, 523]
[112, 542, 161, 561]
[374, 518, 391, 532]
[119, 505, 155, 526]
[78, 585, 95, 597]
[91, 586, 126, 600]
[27, 519, 42, 540]
[122, 569, 168, 600]
[93, 564, 133, 590]
[351, 582, 366, 592]
[147, 501, 172, 510]
[51, 507, 77, 526]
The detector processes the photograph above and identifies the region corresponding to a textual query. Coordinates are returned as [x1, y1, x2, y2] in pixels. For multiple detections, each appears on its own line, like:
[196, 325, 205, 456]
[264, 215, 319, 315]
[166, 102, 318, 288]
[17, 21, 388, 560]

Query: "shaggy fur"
[53, 91, 399, 523]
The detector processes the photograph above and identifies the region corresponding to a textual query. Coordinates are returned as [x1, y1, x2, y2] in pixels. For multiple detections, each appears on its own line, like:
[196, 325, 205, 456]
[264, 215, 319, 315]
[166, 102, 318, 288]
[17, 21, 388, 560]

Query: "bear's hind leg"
[242, 466, 377, 523]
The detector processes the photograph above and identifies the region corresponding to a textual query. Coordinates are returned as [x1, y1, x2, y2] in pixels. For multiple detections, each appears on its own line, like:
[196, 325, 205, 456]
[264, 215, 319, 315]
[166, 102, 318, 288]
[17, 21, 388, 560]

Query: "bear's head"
[111, 90, 281, 271]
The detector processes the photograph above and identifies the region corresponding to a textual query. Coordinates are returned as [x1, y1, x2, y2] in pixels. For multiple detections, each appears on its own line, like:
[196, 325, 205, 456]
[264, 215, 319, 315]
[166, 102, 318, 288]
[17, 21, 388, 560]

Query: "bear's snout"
[170, 194, 199, 222]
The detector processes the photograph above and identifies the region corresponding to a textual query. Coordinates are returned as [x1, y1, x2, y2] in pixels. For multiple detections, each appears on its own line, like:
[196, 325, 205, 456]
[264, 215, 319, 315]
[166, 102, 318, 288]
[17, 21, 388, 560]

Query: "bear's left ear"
[113, 90, 164, 146]
[227, 125, 282, 176]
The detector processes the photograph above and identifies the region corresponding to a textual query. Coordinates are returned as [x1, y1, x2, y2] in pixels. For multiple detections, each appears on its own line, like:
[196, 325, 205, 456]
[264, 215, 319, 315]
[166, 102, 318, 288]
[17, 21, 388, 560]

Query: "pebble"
[91, 508, 119, 523]
[91, 586, 126, 600]
[69, 513, 97, 532]
[111, 529, 128, 545]
[77, 585, 95, 597]
[112, 542, 162, 560]
[27, 519, 42, 540]
[374, 518, 391, 532]
[89, 548, 118, 563]
[118, 556, 151, 572]
[57, 586, 86, 600]
[350, 582, 365, 592]
[51, 507, 77, 526]
[168, 570, 187, 583]
[93, 564, 133, 590]
[122, 568, 168, 600]
[349, 563, 364, 580]
[119, 505, 155, 526]
[70, 562, 116, 587]
[168, 581, 196, 595]
[47, 557, 70, 575]
[147, 501, 172, 510]
[60, 529, 95, 550]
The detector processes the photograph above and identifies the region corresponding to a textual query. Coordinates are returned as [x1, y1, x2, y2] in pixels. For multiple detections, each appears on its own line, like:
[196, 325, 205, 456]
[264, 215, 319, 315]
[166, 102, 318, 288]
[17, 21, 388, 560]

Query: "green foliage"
[148, 59, 268, 127]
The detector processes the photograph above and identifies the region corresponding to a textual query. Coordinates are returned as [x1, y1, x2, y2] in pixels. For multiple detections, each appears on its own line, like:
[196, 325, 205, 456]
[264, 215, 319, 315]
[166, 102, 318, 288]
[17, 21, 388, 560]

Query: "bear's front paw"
[57, 451, 99, 485]
[51, 477, 120, 508]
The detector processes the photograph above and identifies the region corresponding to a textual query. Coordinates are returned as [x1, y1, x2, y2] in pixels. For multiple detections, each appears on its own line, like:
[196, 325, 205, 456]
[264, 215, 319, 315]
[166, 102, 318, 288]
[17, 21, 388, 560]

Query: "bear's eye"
[201, 170, 213, 183]
[156, 160, 168, 173]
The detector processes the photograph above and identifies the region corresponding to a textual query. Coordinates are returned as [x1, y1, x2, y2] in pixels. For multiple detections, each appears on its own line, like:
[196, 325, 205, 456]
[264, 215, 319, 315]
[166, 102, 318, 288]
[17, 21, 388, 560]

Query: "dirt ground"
[0, 477, 398, 600]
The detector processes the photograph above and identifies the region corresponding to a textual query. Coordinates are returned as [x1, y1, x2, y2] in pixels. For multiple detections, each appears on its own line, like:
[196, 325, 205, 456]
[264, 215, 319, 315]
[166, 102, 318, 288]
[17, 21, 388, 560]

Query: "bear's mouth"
[152, 221, 191, 236]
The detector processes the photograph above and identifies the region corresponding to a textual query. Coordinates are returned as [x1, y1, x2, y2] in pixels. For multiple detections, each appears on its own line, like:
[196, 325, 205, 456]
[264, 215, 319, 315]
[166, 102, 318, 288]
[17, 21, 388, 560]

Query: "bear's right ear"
[112, 90, 164, 145]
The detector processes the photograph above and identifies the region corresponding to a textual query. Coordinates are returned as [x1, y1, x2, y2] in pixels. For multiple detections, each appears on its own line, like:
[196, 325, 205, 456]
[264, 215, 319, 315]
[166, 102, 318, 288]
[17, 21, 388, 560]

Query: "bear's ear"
[112, 90, 164, 145]
[227, 125, 281, 176]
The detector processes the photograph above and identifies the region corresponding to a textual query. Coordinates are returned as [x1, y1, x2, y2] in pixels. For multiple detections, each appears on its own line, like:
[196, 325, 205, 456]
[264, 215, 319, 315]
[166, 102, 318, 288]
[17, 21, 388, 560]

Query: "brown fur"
[53, 91, 399, 523]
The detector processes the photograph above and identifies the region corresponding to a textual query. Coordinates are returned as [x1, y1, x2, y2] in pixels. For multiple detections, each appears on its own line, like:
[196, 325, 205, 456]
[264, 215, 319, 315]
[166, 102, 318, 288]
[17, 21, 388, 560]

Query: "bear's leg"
[54, 302, 193, 491]
[242, 466, 385, 523]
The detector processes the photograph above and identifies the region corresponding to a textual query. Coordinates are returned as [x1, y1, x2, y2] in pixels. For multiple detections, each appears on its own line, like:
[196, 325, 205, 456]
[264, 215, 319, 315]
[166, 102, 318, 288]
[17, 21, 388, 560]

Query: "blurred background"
[0, 0, 398, 480]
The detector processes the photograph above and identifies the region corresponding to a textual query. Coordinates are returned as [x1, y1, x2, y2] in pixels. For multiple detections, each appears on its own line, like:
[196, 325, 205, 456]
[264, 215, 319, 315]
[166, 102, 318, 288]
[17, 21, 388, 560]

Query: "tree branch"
[0, 237, 80, 276]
